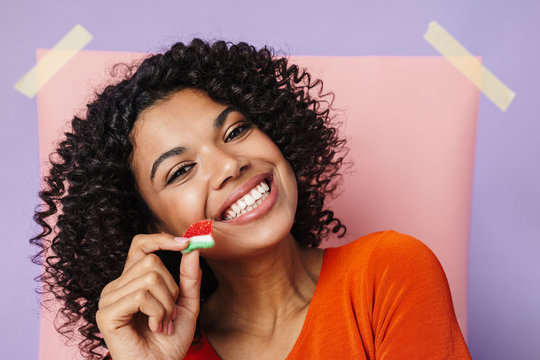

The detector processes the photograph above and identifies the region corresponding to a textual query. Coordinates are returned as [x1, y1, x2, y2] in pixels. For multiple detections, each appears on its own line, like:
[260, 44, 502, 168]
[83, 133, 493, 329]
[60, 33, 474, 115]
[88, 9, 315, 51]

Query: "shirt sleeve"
[366, 231, 471, 359]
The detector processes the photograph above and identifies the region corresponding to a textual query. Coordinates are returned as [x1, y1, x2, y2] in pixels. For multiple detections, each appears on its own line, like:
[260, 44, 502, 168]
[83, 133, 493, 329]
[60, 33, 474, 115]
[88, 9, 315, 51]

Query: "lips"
[223, 180, 270, 220]
[214, 173, 273, 221]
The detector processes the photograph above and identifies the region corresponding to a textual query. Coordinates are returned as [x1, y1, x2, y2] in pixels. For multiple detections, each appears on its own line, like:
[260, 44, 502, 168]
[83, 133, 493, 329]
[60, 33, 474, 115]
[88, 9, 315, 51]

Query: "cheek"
[261, 138, 298, 208]
[274, 149, 298, 200]
[152, 185, 207, 235]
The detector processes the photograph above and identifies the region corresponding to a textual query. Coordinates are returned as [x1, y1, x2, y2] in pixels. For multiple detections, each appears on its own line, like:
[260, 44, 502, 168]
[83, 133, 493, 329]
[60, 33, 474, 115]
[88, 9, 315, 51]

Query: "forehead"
[139, 89, 224, 126]
[133, 89, 226, 140]
[130, 89, 227, 172]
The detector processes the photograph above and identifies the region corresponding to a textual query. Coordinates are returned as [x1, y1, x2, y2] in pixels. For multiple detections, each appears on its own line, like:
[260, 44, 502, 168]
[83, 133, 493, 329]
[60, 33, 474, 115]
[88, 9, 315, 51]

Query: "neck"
[201, 234, 323, 334]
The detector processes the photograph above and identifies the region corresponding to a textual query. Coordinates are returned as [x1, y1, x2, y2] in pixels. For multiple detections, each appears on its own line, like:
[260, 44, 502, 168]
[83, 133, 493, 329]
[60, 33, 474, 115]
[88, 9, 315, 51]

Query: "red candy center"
[183, 219, 213, 238]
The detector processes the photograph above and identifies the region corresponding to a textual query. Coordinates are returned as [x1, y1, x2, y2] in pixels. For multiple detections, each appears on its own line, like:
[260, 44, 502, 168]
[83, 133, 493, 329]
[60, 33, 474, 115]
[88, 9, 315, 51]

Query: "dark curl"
[31, 38, 347, 359]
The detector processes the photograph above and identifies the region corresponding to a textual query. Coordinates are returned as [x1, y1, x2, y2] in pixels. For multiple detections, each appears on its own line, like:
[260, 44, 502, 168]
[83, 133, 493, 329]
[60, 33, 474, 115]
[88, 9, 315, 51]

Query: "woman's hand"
[96, 234, 201, 360]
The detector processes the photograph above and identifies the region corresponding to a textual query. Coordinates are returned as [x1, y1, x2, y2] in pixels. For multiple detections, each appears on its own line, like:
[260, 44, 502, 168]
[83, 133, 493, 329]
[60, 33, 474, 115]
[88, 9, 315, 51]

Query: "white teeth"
[251, 188, 262, 200]
[244, 194, 255, 206]
[222, 180, 270, 220]
[224, 209, 235, 221]
[237, 199, 246, 209]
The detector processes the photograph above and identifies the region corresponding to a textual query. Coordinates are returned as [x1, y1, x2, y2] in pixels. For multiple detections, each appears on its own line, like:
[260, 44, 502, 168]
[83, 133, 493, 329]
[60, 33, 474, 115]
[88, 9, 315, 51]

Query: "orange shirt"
[187, 230, 471, 359]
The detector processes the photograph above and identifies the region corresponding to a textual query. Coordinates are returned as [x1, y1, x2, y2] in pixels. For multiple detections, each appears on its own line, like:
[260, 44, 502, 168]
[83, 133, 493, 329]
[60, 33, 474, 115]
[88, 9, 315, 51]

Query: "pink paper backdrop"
[37, 51, 479, 359]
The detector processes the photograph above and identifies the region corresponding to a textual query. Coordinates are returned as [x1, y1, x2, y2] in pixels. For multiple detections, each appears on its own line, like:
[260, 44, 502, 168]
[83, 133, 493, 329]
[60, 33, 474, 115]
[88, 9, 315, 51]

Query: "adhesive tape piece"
[424, 21, 515, 112]
[14, 24, 93, 98]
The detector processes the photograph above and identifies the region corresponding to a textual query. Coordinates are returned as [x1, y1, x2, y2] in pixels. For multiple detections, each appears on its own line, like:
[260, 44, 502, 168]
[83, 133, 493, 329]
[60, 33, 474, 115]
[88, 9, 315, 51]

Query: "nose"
[204, 145, 249, 190]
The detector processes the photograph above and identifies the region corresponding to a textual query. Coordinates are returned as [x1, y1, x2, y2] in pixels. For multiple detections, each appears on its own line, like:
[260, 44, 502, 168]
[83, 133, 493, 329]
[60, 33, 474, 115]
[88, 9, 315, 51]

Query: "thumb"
[177, 250, 202, 314]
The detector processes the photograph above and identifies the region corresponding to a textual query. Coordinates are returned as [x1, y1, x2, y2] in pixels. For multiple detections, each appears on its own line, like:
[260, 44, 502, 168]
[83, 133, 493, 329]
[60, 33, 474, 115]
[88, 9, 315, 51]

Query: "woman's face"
[130, 89, 298, 259]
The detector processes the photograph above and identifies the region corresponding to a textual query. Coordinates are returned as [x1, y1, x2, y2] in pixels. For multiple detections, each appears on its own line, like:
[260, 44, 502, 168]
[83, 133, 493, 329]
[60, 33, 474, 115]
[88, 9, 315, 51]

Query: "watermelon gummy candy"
[181, 219, 214, 254]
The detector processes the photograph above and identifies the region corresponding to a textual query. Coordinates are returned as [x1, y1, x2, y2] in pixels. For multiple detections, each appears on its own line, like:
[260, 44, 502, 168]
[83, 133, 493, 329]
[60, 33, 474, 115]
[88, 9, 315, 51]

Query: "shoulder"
[321, 232, 469, 358]
[326, 230, 436, 263]
[324, 230, 445, 284]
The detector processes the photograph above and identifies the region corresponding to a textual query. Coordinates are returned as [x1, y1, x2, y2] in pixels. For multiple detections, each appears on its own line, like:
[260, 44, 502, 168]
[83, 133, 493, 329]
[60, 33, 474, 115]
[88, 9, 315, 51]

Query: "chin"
[204, 211, 296, 261]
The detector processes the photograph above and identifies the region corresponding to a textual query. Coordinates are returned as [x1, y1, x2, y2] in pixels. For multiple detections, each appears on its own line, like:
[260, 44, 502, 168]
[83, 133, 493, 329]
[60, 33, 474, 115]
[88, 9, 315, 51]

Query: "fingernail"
[157, 321, 163, 333]
[168, 320, 174, 335]
[174, 237, 189, 244]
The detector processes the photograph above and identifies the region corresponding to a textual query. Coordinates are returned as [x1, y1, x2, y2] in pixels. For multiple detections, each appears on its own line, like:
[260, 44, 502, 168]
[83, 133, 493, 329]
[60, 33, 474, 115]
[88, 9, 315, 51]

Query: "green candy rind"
[181, 237, 215, 254]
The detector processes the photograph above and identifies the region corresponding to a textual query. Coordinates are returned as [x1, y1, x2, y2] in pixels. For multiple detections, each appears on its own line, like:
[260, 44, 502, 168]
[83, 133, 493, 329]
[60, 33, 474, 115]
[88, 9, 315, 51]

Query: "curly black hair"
[31, 38, 347, 359]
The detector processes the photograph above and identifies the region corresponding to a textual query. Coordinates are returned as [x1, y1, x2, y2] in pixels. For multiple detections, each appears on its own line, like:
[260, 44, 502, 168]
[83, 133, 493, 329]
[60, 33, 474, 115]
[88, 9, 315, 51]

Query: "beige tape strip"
[424, 21, 515, 112]
[14, 24, 93, 98]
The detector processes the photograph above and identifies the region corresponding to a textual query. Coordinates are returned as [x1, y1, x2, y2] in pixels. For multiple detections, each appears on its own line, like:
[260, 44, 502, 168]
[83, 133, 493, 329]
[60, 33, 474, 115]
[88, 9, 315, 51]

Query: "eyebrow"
[150, 106, 237, 181]
[213, 106, 236, 129]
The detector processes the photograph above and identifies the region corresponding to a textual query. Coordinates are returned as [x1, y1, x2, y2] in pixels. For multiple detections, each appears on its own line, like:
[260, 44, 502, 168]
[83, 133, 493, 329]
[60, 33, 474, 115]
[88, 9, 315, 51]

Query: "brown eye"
[167, 163, 195, 184]
[225, 123, 252, 142]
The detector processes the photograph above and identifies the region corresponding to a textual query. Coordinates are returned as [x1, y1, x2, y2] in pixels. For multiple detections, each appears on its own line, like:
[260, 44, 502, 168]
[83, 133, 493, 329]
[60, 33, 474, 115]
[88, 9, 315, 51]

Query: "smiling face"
[130, 89, 298, 259]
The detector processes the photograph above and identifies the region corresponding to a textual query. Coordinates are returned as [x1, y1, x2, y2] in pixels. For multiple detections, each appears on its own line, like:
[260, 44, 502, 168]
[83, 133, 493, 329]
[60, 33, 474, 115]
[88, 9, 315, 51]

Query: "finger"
[124, 234, 189, 272]
[99, 270, 178, 327]
[97, 288, 167, 335]
[177, 250, 202, 316]
[101, 253, 178, 302]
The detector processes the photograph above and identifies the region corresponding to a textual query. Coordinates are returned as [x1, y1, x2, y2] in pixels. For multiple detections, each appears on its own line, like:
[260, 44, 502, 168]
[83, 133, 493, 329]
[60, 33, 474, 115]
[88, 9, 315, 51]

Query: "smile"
[223, 180, 270, 220]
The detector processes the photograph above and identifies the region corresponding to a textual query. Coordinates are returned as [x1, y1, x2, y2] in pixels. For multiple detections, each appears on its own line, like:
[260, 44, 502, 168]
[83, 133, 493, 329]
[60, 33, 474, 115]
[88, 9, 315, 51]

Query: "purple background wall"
[1, 1, 538, 359]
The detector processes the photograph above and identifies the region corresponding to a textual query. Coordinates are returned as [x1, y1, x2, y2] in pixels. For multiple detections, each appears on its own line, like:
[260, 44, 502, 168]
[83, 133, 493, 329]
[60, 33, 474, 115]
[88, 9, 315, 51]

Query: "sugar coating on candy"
[181, 219, 214, 254]
[184, 219, 213, 238]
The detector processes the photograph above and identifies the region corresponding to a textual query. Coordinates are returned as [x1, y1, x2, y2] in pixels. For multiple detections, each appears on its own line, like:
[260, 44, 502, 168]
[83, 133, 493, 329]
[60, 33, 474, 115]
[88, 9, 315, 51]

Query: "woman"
[32, 39, 471, 359]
